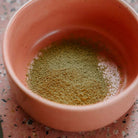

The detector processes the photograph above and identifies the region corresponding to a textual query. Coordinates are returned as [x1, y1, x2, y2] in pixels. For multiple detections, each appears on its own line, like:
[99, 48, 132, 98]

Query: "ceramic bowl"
[3, 0, 138, 131]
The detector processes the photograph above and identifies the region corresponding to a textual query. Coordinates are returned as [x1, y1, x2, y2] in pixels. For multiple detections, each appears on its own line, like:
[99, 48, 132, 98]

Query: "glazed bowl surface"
[3, 0, 138, 131]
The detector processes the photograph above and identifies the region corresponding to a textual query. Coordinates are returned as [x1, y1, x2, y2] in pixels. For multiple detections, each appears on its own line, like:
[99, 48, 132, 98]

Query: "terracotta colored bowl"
[3, 0, 138, 132]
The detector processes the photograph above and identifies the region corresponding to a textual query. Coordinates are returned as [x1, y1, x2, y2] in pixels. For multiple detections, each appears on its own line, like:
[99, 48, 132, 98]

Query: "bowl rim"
[3, 0, 138, 111]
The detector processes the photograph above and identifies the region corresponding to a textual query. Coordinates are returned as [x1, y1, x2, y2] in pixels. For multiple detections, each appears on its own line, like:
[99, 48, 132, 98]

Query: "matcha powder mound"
[27, 41, 110, 105]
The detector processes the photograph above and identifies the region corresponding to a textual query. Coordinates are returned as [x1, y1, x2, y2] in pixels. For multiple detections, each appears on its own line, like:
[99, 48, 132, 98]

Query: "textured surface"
[27, 42, 112, 105]
[0, 0, 138, 138]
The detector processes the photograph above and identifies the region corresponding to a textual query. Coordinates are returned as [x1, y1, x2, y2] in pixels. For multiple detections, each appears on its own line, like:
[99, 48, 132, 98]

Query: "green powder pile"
[27, 41, 109, 105]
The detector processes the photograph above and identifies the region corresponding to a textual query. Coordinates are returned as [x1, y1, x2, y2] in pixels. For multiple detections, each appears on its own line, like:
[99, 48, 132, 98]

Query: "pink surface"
[0, 0, 138, 137]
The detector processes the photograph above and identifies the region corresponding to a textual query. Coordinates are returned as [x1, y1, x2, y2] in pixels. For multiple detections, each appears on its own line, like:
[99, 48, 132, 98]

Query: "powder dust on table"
[27, 41, 111, 105]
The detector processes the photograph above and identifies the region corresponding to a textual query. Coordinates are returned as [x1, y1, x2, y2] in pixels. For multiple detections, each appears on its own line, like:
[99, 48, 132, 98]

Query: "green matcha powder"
[27, 41, 110, 105]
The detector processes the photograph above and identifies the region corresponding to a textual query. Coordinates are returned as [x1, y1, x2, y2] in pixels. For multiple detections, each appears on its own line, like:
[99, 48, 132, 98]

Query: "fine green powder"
[27, 41, 109, 105]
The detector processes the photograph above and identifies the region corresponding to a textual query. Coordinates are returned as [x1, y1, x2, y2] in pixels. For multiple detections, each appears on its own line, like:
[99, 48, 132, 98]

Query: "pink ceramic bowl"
[3, 0, 138, 132]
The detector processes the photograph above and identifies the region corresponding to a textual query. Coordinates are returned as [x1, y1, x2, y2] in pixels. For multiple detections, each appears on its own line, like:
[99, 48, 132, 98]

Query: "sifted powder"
[27, 41, 110, 105]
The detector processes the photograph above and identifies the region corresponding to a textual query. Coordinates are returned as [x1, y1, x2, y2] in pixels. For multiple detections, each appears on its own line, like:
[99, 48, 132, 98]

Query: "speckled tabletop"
[0, 0, 138, 138]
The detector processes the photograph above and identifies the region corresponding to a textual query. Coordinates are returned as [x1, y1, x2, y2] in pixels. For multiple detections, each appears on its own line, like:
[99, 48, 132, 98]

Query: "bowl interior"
[5, 0, 138, 100]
